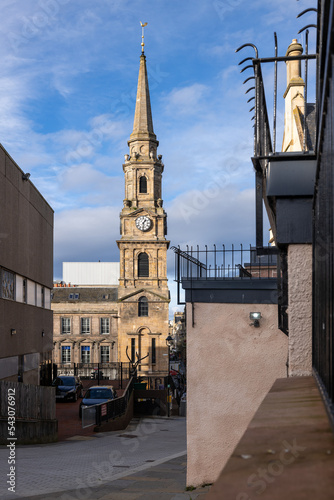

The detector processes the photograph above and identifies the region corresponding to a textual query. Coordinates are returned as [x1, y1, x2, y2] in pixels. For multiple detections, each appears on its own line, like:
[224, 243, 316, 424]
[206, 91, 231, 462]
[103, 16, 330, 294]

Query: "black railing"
[313, 0, 334, 423]
[96, 377, 134, 426]
[173, 244, 277, 280]
[55, 362, 130, 388]
[172, 244, 277, 305]
[236, 34, 317, 250]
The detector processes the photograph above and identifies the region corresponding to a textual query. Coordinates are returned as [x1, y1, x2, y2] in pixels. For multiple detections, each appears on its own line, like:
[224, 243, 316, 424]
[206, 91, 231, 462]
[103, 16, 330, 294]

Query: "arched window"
[138, 296, 148, 317]
[138, 252, 149, 277]
[139, 176, 147, 194]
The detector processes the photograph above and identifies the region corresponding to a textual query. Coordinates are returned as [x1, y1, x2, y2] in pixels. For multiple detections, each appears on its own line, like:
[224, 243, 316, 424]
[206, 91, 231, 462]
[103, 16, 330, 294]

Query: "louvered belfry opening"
[139, 176, 147, 193]
[138, 252, 149, 277]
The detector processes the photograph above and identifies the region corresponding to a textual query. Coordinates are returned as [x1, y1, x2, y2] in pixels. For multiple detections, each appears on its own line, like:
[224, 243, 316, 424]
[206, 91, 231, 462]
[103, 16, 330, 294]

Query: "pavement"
[0, 416, 211, 500]
[206, 377, 334, 500]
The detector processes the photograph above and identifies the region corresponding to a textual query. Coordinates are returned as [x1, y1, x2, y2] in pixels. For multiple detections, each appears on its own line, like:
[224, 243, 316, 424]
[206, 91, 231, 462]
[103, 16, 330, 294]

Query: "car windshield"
[53, 377, 75, 386]
[85, 389, 113, 399]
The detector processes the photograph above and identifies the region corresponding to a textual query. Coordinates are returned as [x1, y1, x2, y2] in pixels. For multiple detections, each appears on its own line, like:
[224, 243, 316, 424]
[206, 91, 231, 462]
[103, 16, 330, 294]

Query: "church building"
[52, 35, 170, 387]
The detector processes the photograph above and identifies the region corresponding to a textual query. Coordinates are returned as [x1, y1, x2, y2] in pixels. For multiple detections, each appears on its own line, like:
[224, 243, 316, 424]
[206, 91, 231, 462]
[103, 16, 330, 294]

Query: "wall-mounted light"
[11, 329, 16, 335]
[42, 330, 45, 337]
[249, 312, 261, 327]
[22, 173, 30, 181]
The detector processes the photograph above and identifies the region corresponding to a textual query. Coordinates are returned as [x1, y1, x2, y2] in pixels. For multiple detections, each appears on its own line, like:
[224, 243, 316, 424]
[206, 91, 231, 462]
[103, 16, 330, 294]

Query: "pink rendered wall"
[186, 302, 288, 487]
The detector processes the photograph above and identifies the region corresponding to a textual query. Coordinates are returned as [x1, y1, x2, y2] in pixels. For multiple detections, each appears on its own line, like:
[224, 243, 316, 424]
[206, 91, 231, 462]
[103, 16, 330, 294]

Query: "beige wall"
[52, 301, 118, 365]
[288, 244, 312, 376]
[117, 291, 169, 377]
[186, 302, 288, 487]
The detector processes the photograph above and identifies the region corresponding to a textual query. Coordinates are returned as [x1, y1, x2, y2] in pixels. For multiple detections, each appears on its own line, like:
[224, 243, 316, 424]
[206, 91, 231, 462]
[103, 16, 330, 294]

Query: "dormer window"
[139, 176, 147, 194]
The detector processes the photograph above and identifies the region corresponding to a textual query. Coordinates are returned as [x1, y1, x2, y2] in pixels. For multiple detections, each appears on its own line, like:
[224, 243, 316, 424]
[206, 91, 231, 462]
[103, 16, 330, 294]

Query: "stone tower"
[282, 39, 306, 152]
[116, 44, 170, 385]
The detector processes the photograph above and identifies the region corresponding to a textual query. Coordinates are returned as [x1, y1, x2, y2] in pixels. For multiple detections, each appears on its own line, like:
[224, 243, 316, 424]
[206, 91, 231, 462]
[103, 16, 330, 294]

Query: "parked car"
[79, 385, 116, 418]
[52, 375, 83, 402]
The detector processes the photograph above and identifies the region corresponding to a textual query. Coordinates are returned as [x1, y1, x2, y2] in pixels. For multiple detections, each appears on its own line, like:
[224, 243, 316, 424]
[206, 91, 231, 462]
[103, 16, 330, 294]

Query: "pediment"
[127, 208, 156, 218]
[118, 288, 169, 302]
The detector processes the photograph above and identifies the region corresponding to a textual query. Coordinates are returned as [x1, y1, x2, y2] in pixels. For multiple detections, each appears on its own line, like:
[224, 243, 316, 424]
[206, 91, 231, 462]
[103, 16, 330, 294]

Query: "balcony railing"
[172, 244, 277, 305]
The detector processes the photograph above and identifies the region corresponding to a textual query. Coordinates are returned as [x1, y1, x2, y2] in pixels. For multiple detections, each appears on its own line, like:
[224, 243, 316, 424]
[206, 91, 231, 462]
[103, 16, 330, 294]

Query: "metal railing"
[55, 362, 130, 388]
[172, 244, 277, 305]
[82, 377, 134, 428]
[236, 28, 317, 250]
[312, 0, 334, 424]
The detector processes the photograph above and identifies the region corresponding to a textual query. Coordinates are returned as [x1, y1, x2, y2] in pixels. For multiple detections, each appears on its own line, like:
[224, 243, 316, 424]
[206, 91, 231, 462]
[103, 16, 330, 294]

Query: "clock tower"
[117, 38, 170, 384]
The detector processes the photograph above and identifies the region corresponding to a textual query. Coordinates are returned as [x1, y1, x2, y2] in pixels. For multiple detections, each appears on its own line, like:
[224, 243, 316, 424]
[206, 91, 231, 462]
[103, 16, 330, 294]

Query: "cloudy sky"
[0, 0, 317, 313]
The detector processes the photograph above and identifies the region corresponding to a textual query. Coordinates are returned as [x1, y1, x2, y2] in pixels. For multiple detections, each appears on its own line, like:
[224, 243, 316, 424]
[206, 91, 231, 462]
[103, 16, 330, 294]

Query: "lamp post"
[165, 335, 173, 417]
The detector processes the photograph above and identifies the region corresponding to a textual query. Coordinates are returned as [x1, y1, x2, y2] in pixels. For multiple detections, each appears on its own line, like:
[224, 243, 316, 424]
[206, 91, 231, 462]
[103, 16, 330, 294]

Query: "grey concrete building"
[0, 145, 53, 385]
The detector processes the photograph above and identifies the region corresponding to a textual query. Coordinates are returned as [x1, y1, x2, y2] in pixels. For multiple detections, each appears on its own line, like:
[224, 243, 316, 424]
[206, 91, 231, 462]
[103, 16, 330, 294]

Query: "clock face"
[135, 215, 152, 232]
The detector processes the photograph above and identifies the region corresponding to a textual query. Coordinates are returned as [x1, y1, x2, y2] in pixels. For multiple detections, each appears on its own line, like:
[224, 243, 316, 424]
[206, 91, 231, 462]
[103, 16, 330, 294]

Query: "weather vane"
[140, 22, 148, 53]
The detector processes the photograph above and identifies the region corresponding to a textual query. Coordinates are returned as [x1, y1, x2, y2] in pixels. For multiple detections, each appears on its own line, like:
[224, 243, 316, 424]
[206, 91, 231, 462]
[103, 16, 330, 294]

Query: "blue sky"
[0, 0, 317, 313]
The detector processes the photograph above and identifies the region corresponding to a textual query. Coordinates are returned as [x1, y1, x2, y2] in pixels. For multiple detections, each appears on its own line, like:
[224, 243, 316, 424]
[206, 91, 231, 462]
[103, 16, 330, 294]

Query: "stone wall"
[288, 244, 312, 376]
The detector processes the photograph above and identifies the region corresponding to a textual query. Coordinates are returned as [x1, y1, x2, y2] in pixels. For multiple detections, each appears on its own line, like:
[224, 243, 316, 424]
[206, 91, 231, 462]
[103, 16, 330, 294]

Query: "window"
[23, 279, 27, 303]
[138, 252, 149, 277]
[61, 318, 71, 335]
[41, 287, 45, 308]
[36, 284, 43, 307]
[151, 338, 156, 364]
[61, 346, 71, 363]
[81, 318, 90, 334]
[101, 346, 110, 363]
[100, 318, 110, 334]
[1, 269, 15, 300]
[81, 346, 90, 363]
[139, 176, 147, 193]
[131, 339, 136, 363]
[138, 296, 148, 317]
[69, 293, 80, 300]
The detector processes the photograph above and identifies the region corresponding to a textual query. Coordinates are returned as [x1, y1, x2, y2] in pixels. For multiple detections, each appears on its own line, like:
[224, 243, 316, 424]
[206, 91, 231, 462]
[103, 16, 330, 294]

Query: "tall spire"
[129, 24, 157, 144]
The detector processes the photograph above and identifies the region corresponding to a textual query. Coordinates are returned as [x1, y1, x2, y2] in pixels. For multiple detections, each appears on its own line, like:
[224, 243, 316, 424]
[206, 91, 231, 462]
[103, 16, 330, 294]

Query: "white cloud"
[162, 84, 209, 116]
[54, 205, 120, 278]
[167, 185, 255, 249]
[0, 0, 307, 302]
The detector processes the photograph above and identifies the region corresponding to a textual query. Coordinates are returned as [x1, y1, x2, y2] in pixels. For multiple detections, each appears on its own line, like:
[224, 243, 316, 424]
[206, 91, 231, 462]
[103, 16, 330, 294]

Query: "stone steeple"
[122, 49, 165, 210]
[128, 52, 158, 162]
[130, 53, 157, 143]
